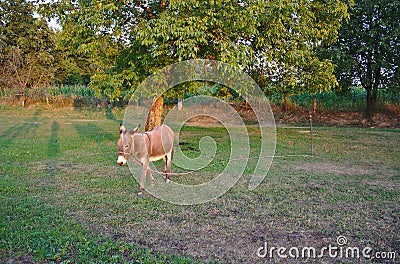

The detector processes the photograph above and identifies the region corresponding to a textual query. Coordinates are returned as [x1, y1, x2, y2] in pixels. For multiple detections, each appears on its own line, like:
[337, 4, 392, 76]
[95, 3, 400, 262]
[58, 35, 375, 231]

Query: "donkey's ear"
[120, 123, 126, 134]
[129, 124, 141, 134]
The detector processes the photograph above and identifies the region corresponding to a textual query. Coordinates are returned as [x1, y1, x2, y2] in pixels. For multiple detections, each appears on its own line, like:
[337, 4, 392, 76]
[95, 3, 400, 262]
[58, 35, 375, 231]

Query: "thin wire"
[128, 115, 315, 175]
[129, 154, 313, 176]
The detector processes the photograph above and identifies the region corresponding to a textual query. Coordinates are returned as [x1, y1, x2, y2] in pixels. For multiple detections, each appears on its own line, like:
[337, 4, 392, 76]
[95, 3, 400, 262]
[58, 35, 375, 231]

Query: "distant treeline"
[1, 84, 398, 112]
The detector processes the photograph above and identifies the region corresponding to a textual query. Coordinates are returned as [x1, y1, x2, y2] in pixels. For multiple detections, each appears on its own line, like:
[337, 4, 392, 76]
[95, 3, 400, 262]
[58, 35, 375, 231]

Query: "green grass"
[0, 106, 201, 263]
[1, 105, 399, 263]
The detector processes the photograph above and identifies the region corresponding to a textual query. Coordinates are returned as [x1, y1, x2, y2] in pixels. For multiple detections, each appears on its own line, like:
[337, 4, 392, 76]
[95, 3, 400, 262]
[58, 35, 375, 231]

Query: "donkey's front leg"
[148, 169, 155, 186]
[138, 164, 148, 196]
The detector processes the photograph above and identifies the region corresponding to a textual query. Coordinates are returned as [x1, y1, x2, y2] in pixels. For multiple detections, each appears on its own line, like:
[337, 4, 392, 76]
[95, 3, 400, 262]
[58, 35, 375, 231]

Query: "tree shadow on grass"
[44, 121, 60, 194]
[105, 107, 122, 124]
[74, 123, 115, 144]
[47, 121, 59, 159]
[46, 121, 60, 177]
[74, 123, 119, 168]
[0, 110, 41, 151]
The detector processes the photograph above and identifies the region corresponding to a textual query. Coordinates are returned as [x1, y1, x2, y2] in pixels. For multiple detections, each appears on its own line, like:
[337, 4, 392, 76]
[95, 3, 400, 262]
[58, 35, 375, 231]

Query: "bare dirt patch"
[293, 161, 396, 177]
[180, 102, 400, 128]
[274, 107, 400, 128]
[185, 115, 223, 127]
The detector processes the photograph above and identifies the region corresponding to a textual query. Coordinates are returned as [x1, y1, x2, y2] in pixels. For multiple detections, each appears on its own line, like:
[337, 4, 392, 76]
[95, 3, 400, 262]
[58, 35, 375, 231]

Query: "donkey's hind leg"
[165, 151, 173, 183]
[162, 156, 168, 180]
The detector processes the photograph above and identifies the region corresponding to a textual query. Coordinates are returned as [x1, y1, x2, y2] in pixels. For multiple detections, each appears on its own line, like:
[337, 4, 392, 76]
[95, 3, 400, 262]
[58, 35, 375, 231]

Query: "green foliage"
[0, 0, 56, 99]
[252, 0, 352, 96]
[53, 50, 92, 87]
[47, 85, 95, 98]
[321, 0, 400, 115]
[62, 70, 90, 86]
[39, 0, 351, 102]
[0, 85, 97, 104]
[138, 0, 257, 63]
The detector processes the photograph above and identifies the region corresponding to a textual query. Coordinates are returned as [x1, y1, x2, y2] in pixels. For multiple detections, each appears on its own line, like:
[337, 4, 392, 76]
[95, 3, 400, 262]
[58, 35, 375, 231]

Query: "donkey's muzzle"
[117, 156, 127, 166]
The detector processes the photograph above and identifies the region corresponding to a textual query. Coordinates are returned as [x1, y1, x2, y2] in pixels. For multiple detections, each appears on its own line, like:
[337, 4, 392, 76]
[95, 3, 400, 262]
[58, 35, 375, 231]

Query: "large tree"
[0, 0, 56, 106]
[41, 0, 351, 128]
[324, 0, 400, 117]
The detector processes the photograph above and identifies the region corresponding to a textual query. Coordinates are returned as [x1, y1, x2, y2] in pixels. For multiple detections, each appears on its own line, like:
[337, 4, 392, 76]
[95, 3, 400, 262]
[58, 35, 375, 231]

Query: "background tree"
[52, 34, 92, 86]
[0, 0, 56, 106]
[322, 0, 400, 117]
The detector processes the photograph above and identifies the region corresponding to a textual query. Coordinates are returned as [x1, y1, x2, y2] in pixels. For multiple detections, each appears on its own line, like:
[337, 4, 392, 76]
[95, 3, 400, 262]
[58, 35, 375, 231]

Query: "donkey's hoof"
[166, 179, 171, 184]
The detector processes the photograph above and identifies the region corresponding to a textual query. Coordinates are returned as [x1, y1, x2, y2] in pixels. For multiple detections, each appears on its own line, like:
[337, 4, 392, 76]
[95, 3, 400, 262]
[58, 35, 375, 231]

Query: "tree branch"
[135, 0, 155, 19]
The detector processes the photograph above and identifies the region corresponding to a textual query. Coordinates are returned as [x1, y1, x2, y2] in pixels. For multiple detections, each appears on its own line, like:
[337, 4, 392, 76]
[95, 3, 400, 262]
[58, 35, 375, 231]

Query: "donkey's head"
[117, 123, 140, 166]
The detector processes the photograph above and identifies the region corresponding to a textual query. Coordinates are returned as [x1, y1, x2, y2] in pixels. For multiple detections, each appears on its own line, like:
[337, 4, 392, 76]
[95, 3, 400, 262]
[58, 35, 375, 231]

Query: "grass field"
[1, 105, 399, 263]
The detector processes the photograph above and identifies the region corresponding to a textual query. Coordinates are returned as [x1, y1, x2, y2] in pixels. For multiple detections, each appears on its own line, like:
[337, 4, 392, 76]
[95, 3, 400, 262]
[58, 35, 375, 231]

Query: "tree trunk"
[313, 96, 317, 113]
[365, 87, 377, 118]
[21, 96, 26, 107]
[145, 96, 164, 131]
[21, 88, 26, 108]
[283, 95, 289, 112]
[177, 98, 183, 110]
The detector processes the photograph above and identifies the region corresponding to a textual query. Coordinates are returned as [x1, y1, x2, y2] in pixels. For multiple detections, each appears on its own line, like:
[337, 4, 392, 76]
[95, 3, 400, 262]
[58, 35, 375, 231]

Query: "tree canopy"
[39, 0, 352, 102]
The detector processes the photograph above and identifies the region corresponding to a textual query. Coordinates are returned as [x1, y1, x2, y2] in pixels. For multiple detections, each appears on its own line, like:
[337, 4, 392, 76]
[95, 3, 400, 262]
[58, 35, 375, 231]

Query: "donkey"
[117, 123, 174, 195]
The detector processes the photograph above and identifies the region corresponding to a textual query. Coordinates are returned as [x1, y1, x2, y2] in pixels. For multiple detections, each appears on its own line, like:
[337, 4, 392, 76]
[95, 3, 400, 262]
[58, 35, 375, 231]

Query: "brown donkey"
[117, 124, 174, 195]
